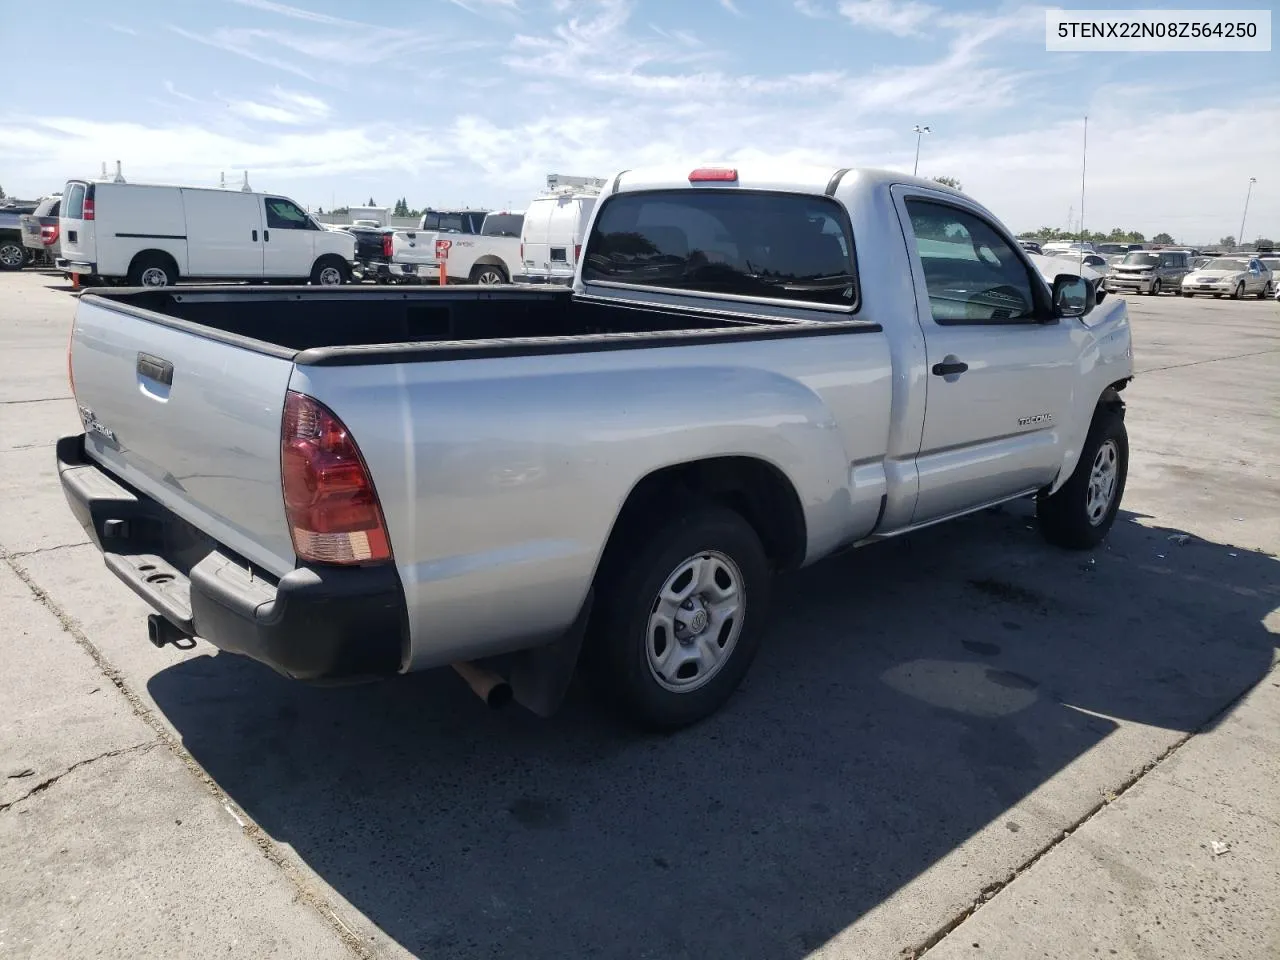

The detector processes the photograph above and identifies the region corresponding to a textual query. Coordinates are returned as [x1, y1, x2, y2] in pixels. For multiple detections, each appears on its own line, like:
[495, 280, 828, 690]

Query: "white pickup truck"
[58, 164, 1132, 729]
[385, 208, 524, 284]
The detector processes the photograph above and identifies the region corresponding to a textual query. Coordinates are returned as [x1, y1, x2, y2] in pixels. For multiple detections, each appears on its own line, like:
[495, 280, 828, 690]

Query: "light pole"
[912, 124, 931, 177]
[1237, 177, 1256, 251]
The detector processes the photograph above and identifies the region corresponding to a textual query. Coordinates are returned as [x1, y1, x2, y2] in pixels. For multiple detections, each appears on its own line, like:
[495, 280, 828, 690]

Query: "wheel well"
[1099, 380, 1129, 415]
[128, 250, 179, 278]
[472, 257, 508, 275]
[606, 457, 807, 573]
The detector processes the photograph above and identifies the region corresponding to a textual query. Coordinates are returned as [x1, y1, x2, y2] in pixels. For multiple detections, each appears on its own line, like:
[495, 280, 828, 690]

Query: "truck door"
[894, 188, 1081, 524]
[261, 196, 318, 279]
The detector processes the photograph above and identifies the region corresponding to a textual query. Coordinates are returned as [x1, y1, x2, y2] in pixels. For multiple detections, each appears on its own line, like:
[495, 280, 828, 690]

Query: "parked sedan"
[1180, 257, 1274, 299]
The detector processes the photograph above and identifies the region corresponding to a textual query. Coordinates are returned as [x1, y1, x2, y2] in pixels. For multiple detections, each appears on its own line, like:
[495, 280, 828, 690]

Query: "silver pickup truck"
[58, 165, 1133, 729]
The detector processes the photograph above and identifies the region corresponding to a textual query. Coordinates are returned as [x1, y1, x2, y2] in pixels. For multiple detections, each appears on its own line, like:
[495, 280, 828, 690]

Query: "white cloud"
[837, 0, 937, 36]
[228, 88, 331, 125]
[719, 0, 743, 14]
[794, 0, 828, 17]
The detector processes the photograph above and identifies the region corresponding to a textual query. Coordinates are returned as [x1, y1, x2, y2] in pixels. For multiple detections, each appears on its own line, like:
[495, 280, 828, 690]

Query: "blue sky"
[1, 0, 1276, 240]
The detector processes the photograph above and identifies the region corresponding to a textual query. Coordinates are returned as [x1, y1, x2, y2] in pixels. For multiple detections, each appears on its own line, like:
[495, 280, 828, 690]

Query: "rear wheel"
[127, 253, 177, 287]
[1262, 282, 1274, 300]
[470, 263, 507, 285]
[587, 503, 770, 729]
[1037, 407, 1128, 550]
[310, 256, 348, 286]
[0, 239, 25, 270]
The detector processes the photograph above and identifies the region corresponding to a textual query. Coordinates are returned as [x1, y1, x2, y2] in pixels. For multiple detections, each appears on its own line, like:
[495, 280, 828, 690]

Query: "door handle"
[264, 229, 270, 242]
[252, 229, 258, 241]
[931, 359, 969, 377]
[137, 352, 174, 386]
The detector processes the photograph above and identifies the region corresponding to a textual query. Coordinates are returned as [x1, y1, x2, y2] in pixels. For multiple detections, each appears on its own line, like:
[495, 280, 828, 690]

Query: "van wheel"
[1037, 407, 1128, 550]
[0, 239, 26, 270]
[470, 264, 507, 285]
[587, 503, 771, 730]
[127, 254, 177, 287]
[310, 256, 348, 286]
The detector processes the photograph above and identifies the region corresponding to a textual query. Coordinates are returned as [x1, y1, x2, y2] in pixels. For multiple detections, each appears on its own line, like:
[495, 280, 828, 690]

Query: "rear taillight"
[281, 391, 391, 565]
[82, 198, 95, 221]
[41, 223, 59, 246]
[574, 243, 582, 263]
[381, 233, 393, 258]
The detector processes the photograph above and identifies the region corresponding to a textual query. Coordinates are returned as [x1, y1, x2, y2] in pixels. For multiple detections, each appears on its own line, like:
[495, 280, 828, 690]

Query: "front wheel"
[1149, 279, 1161, 296]
[1231, 282, 1245, 300]
[310, 256, 348, 286]
[1037, 408, 1128, 550]
[1256, 282, 1271, 300]
[587, 504, 771, 729]
[0, 239, 26, 271]
[1182, 291, 1193, 298]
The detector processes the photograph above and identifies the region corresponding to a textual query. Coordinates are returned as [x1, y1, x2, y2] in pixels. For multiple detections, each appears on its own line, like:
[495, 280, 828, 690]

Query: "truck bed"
[92, 286, 811, 363]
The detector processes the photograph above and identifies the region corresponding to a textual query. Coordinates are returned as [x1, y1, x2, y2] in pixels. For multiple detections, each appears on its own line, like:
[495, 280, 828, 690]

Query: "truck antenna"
[1078, 115, 1088, 270]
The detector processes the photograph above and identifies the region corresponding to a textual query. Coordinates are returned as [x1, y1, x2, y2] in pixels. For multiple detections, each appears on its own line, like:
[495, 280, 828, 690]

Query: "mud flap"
[509, 590, 593, 718]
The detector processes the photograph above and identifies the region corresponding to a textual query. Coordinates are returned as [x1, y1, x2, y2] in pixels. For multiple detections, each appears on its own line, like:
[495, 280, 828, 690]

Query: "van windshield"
[1122, 253, 1161, 266]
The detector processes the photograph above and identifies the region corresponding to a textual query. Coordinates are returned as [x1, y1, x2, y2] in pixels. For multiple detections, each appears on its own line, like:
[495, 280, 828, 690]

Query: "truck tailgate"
[70, 296, 298, 577]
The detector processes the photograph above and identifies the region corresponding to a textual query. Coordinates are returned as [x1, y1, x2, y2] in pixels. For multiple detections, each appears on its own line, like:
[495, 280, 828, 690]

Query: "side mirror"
[1052, 274, 1092, 318]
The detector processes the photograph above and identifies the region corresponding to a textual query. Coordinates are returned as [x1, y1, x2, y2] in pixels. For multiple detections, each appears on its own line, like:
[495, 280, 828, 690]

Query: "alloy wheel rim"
[0, 244, 23, 266]
[646, 550, 745, 693]
[140, 267, 169, 287]
[1086, 439, 1119, 526]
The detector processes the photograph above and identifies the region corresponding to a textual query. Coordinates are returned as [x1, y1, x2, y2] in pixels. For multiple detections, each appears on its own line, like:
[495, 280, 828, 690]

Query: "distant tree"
[1219, 235, 1236, 248]
[366, 196, 376, 207]
[1153, 232, 1174, 244]
[393, 197, 411, 217]
[932, 175, 963, 191]
[316, 207, 324, 215]
[333, 206, 350, 215]
[1255, 237, 1273, 248]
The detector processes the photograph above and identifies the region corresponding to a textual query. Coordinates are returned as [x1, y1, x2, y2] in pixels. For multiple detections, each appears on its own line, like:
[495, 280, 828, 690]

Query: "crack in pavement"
[909, 662, 1279, 958]
[1, 740, 160, 812]
[1136, 347, 1280, 375]
[0, 396, 74, 405]
[8, 541, 91, 558]
[0, 550, 375, 959]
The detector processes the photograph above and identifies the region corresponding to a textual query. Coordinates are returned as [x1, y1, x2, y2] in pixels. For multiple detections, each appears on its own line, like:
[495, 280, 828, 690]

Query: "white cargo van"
[57, 178, 356, 286]
[515, 175, 605, 285]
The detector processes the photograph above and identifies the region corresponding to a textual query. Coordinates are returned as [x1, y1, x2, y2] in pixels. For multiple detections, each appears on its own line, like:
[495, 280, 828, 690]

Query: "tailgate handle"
[137, 352, 174, 386]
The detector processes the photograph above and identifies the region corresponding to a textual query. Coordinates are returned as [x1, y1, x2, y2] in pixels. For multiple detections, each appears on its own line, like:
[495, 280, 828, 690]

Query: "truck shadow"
[147, 503, 1278, 959]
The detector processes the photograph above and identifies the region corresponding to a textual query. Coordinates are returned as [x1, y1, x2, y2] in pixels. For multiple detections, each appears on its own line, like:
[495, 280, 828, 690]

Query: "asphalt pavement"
[1, 270, 1277, 959]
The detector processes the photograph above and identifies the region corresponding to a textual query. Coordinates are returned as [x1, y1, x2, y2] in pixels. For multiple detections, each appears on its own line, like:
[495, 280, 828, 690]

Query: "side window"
[582, 190, 857, 308]
[904, 198, 1040, 324]
[264, 197, 314, 230]
[65, 184, 85, 219]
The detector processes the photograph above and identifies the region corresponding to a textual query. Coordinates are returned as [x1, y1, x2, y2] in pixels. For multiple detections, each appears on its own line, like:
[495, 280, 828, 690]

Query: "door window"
[65, 184, 86, 219]
[582, 190, 857, 307]
[264, 197, 316, 230]
[904, 199, 1042, 324]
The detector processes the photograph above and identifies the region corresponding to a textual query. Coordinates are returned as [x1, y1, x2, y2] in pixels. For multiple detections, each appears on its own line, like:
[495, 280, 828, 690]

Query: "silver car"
[1180, 257, 1274, 299]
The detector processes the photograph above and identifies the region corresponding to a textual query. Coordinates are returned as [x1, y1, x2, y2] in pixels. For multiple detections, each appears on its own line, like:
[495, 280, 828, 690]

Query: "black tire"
[1149, 279, 1161, 296]
[470, 263, 507, 285]
[310, 255, 348, 286]
[127, 253, 177, 287]
[587, 503, 771, 730]
[1037, 407, 1128, 550]
[1261, 283, 1274, 300]
[1182, 292, 1193, 298]
[0, 238, 26, 271]
[1231, 282, 1244, 300]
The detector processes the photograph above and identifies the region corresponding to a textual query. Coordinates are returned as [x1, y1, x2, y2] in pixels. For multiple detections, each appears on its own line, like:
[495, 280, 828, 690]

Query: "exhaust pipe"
[452, 661, 513, 709]
[147, 613, 191, 649]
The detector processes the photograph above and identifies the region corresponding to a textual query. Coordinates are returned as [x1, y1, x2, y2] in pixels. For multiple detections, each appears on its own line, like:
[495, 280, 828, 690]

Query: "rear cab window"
[480, 213, 524, 237]
[581, 190, 858, 309]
